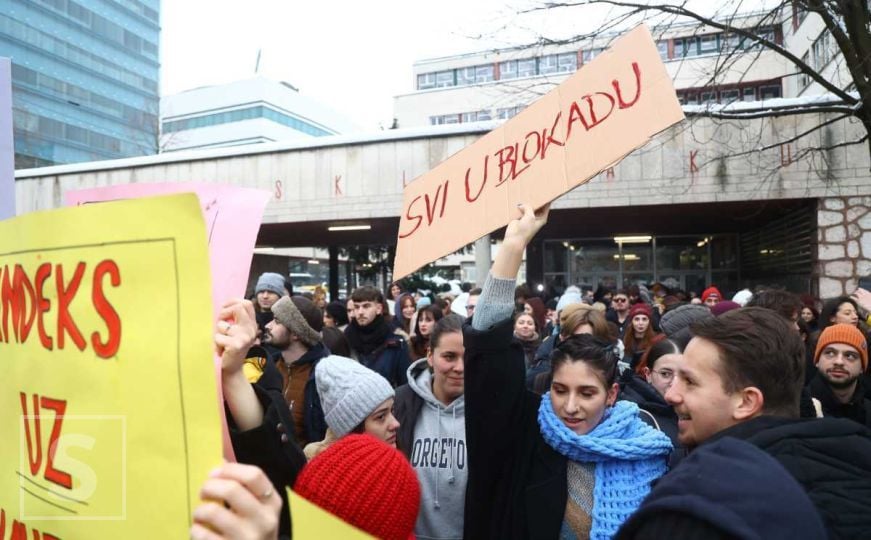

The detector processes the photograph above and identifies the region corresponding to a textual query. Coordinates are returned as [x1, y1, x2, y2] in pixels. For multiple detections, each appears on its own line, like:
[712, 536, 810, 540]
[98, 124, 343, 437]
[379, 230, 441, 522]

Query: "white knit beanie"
[315, 355, 395, 437]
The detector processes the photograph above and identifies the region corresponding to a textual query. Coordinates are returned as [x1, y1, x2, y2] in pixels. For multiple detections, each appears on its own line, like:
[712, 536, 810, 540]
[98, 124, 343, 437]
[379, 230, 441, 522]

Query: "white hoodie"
[405, 358, 467, 540]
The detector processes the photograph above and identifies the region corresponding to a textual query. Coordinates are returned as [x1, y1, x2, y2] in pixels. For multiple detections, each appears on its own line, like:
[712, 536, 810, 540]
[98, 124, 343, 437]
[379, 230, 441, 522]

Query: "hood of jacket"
[406, 358, 465, 415]
[619, 371, 676, 418]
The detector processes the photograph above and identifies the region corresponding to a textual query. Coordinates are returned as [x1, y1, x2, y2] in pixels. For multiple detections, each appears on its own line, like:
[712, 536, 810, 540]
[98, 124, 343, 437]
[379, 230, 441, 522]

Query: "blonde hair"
[560, 304, 610, 340]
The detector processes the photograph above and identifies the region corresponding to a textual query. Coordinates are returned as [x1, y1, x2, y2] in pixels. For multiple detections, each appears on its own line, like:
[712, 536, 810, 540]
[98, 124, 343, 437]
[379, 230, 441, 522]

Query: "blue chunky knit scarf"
[538, 396, 672, 539]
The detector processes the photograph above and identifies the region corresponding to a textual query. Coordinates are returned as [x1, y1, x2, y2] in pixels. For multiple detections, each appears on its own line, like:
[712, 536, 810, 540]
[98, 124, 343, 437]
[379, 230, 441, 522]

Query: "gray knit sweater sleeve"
[472, 273, 516, 330]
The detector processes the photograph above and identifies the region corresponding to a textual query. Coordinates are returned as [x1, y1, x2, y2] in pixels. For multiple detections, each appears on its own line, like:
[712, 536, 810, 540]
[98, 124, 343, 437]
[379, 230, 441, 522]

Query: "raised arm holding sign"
[393, 24, 685, 279]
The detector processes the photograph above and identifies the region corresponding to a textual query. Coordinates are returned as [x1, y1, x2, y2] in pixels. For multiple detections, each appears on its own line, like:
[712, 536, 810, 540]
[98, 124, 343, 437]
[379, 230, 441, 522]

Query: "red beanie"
[629, 303, 652, 320]
[294, 434, 420, 540]
[702, 287, 722, 303]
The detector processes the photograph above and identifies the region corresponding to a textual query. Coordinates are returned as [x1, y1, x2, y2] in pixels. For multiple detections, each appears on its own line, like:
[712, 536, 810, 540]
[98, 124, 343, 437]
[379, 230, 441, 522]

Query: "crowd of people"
[190, 204, 871, 540]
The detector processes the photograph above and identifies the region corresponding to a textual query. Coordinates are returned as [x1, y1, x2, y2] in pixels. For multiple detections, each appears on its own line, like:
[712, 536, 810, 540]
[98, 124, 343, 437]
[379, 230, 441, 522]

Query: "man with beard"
[809, 323, 871, 428]
[345, 285, 411, 387]
[246, 295, 329, 447]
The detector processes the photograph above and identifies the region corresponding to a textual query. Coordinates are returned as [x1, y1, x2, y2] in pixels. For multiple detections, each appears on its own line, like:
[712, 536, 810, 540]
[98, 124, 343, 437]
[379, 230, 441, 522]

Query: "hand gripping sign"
[393, 25, 685, 279]
[0, 194, 222, 538]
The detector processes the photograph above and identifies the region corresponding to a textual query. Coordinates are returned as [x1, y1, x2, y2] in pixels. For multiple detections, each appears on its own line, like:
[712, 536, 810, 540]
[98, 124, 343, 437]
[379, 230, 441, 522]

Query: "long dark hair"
[411, 305, 444, 358]
[635, 335, 681, 376]
[550, 334, 619, 389]
[819, 296, 859, 331]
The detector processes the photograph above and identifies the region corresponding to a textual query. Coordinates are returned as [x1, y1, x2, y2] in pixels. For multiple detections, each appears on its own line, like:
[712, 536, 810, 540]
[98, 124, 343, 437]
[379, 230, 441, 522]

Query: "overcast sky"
[160, 1, 772, 131]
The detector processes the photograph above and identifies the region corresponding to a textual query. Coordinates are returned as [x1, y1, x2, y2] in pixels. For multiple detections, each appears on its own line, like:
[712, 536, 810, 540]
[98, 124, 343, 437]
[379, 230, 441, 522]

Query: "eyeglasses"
[651, 369, 674, 381]
[613, 298, 628, 303]
[466, 304, 477, 312]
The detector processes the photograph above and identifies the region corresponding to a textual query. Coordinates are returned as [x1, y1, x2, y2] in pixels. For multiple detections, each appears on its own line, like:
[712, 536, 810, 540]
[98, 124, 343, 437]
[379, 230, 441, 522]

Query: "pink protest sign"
[67, 183, 271, 460]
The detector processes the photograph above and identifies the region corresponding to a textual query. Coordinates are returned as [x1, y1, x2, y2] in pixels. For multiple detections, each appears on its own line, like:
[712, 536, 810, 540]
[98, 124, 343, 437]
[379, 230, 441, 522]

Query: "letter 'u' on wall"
[393, 24, 685, 279]
[0, 194, 222, 538]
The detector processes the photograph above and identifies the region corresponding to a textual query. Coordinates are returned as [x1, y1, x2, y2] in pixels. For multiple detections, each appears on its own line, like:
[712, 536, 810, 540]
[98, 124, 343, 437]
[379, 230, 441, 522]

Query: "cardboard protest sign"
[393, 24, 685, 278]
[0, 194, 222, 538]
[288, 488, 374, 539]
[67, 183, 271, 460]
[0, 58, 14, 220]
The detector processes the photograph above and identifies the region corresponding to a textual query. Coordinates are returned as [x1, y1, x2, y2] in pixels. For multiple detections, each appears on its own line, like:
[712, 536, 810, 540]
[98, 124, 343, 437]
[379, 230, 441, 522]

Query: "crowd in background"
[191, 208, 871, 540]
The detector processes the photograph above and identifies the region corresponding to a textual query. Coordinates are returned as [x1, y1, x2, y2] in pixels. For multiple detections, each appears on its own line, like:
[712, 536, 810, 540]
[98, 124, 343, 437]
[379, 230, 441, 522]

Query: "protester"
[732, 287, 753, 306]
[808, 323, 871, 427]
[544, 298, 558, 336]
[701, 286, 722, 307]
[622, 303, 656, 369]
[709, 300, 740, 316]
[394, 316, 467, 540]
[664, 307, 871, 538]
[524, 297, 547, 333]
[615, 437, 827, 539]
[619, 335, 683, 461]
[526, 303, 612, 395]
[658, 304, 712, 349]
[463, 204, 672, 540]
[410, 304, 444, 359]
[395, 292, 417, 335]
[387, 281, 404, 316]
[746, 289, 802, 329]
[252, 295, 329, 447]
[605, 289, 632, 336]
[801, 304, 820, 333]
[345, 285, 411, 387]
[295, 434, 421, 540]
[513, 311, 541, 369]
[465, 287, 481, 318]
[253, 271, 286, 332]
[818, 295, 862, 331]
[305, 355, 399, 458]
[323, 299, 349, 330]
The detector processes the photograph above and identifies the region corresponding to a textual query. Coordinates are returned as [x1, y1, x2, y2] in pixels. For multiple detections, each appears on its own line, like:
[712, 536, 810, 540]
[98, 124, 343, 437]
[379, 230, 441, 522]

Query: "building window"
[457, 66, 476, 86]
[539, 55, 559, 74]
[500, 60, 518, 79]
[557, 53, 578, 72]
[435, 70, 456, 88]
[656, 40, 669, 60]
[517, 58, 536, 77]
[581, 48, 603, 64]
[743, 88, 756, 101]
[461, 110, 492, 122]
[698, 34, 719, 54]
[759, 84, 782, 100]
[674, 38, 687, 57]
[700, 91, 717, 104]
[799, 51, 811, 90]
[417, 73, 436, 90]
[430, 114, 460, 125]
[475, 65, 494, 83]
[811, 31, 832, 70]
[720, 89, 740, 104]
[496, 106, 524, 120]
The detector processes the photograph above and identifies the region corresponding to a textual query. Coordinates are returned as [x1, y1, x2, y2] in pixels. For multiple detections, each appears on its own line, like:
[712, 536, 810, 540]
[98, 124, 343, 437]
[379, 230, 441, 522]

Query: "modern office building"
[160, 76, 361, 152]
[1, 0, 160, 168]
[394, 10, 791, 128]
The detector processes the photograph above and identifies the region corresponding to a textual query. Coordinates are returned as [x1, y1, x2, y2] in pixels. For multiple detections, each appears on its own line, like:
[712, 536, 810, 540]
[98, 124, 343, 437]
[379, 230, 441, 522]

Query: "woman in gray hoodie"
[394, 315, 466, 540]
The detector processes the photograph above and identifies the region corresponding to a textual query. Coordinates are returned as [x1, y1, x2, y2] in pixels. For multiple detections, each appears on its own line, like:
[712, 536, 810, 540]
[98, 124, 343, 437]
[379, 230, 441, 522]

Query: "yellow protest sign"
[0, 194, 222, 538]
[393, 24, 685, 279]
[288, 488, 374, 539]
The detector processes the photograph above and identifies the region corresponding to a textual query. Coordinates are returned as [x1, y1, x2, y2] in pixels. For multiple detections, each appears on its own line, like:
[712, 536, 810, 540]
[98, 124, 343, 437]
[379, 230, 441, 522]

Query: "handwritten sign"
[0, 58, 13, 220]
[0, 194, 222, 538]
[288, 489, 374, 539]
[393, 25, 685, 278]
[67, 183, 271, 460]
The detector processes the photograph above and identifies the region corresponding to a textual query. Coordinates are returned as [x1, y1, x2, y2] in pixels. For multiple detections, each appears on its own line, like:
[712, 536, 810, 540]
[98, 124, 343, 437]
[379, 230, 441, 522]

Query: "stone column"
[817, 196, 871, 297]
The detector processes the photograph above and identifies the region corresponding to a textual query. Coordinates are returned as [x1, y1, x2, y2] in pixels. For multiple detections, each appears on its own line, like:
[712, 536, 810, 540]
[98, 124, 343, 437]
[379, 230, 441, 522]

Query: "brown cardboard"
[393, 24, 685, 279]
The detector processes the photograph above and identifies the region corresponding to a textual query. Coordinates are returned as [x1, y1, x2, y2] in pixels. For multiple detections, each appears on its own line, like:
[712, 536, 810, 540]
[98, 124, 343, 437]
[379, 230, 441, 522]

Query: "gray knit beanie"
[255, 272, 285, 296]
[271, 296, 322, 346]
[661, 304, 713, 343]
[315, 355, 394, 437]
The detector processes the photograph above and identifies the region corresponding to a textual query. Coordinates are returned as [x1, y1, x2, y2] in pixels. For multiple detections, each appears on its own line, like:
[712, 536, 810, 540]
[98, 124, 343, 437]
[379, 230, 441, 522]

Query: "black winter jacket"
[618, 371, 684, 466]
[809, 373, 871, 429]
[463, 317, 568, 540]
[710, 415, 871, 540]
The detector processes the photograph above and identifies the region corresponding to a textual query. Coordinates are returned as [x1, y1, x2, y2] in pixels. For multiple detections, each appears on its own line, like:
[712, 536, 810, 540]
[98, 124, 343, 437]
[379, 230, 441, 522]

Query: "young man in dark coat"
[808, 323, 871, 428]
[664, 307, 871, 539]
[345, 285, 411, 387]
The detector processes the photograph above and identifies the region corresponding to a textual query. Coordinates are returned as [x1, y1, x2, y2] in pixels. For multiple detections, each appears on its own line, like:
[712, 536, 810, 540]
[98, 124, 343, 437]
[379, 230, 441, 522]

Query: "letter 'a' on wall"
[393, 24, 686, 279]
[0, 194, 222, 538]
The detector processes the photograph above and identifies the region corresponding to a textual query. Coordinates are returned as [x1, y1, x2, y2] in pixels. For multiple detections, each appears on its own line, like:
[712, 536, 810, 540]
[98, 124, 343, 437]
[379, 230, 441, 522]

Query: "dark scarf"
[345, 315, 392, 356]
